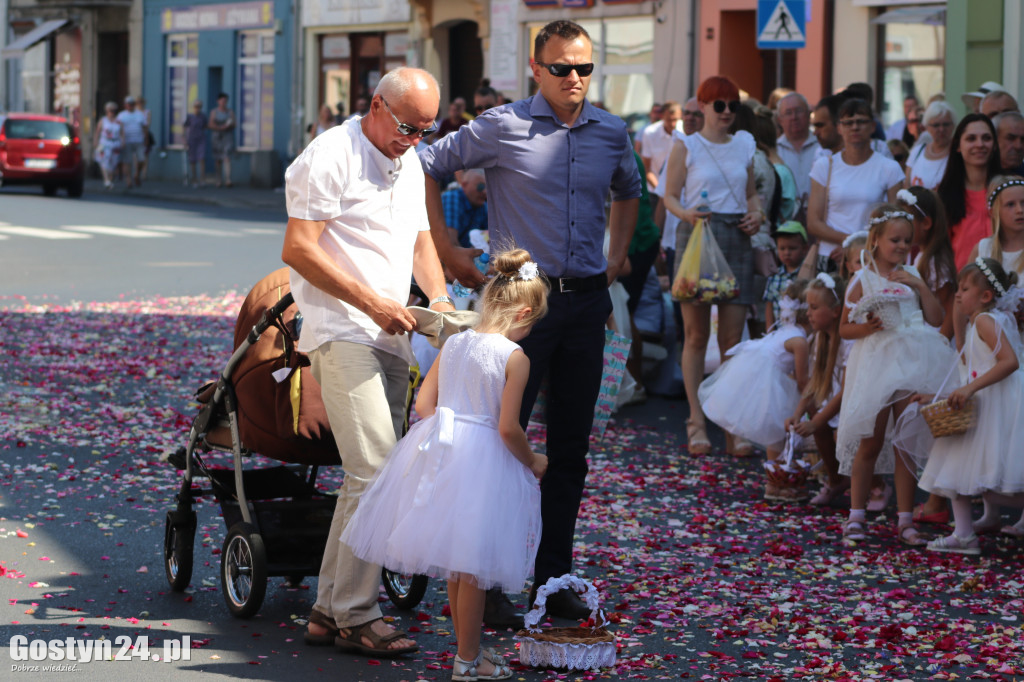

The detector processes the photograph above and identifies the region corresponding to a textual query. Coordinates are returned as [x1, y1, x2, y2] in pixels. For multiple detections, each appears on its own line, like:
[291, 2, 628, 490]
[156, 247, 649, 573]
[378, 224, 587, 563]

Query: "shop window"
[878, 19, 944, 128]
[166, 34, 198, 147]
[238, 30, 275, 150]
[527, 16, 653, 130]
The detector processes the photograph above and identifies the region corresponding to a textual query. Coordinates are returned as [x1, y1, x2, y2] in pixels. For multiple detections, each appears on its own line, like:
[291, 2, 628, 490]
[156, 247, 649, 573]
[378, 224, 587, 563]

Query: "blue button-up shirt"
[441, 186, 488, 247]
[419, 95, 642, 279]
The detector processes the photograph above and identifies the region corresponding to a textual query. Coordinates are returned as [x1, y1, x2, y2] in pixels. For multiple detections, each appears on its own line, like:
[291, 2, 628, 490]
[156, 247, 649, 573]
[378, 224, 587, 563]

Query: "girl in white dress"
[698, 279, 810, 498]
[965, 176, 1024, 537]
[342, 249, 549, 681]
[786, 273, 854, 505]
[836, 205, 957, 545]
[914, 258, 1024, 554]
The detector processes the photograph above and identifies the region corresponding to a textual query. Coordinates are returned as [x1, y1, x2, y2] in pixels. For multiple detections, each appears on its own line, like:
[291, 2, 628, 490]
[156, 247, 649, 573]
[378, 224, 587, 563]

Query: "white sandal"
[926, 533, 980, 555]
[1001, 519, 1024, 538]
[452, 653, 512, 682]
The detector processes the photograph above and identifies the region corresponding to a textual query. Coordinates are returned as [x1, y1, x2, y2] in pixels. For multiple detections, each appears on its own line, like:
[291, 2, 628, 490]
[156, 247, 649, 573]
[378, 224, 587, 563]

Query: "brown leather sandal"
[304, 609, 338, 646]
[686, 419, 712, 455]
[334, 618, 419, 657]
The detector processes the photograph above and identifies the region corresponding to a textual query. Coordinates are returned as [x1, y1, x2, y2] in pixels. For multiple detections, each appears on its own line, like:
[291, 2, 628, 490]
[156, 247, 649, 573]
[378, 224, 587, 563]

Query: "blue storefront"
[142, 0, 295, 186]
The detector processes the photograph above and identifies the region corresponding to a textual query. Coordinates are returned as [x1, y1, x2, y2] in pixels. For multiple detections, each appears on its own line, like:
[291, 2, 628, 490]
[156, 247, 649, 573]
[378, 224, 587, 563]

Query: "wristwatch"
[428, 295, 454, 308]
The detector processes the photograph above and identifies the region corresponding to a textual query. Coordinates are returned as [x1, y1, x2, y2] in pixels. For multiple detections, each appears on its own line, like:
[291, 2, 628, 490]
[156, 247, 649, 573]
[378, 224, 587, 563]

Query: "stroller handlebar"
[247, 292, 295, 345]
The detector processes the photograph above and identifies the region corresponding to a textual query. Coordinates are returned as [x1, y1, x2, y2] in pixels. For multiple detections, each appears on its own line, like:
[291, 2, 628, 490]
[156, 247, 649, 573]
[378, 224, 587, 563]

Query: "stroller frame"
[164, 291, 427, 618]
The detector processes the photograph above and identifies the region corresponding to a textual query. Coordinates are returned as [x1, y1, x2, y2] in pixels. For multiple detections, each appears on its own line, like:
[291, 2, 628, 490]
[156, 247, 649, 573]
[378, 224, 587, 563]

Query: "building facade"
[140, 0, 295, 185]
[2, 0, 138, 158]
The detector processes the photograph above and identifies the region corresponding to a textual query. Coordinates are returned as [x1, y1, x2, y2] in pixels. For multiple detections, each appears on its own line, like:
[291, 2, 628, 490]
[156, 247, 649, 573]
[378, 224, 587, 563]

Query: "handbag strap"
[694, 134, 745, 210]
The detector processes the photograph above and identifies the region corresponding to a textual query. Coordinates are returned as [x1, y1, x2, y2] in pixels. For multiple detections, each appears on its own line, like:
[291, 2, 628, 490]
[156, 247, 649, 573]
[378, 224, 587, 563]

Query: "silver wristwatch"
[428, 295, 454, 307]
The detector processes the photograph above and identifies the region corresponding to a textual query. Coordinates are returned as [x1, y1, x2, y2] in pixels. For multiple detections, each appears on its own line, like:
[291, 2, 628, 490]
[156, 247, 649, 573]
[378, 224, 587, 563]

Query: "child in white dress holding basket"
[342, 249, 549, 681]
[836, 205, 957, 545]
[698, 279, 810, 499]
[899, 258, 1024, 554]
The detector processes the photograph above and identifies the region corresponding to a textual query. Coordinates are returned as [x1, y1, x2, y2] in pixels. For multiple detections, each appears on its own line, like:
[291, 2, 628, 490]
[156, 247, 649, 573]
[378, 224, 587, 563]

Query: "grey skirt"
[675, 212, 756, 306]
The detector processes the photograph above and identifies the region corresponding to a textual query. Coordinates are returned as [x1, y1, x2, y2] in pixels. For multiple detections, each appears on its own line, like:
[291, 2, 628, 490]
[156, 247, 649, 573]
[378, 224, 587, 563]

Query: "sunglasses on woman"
[535, 62, 595, 78]
[712, 100, 740, 114]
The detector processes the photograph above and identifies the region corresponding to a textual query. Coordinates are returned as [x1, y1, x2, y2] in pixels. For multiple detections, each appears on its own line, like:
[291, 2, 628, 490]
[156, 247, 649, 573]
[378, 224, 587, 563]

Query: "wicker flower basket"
[921, 398, 976, 438]
[515, 575, 616, 671]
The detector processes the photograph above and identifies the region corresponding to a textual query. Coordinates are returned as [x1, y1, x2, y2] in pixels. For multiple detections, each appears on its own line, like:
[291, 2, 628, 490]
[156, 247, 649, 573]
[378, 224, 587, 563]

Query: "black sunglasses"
[712, 100, 740, 114]
[535, 61, 595, 78]
[380, 96, 437, 138]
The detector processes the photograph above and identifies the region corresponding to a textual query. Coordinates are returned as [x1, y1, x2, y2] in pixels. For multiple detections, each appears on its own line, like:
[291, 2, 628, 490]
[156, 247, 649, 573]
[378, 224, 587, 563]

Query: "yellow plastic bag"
[671, 219, 739, 303]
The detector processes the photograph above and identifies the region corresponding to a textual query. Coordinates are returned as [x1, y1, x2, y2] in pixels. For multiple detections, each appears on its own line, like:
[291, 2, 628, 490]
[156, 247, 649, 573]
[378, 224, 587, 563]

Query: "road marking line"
[138, 225, 239, 237]
[0, 226, 92, 240]
[62, 225, 172, 238]
[146, 262, 214, 267]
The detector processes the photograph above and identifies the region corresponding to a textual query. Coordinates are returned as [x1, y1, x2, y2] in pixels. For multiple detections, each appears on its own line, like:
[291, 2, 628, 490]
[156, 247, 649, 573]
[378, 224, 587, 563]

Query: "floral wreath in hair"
[896, 188, 926, 217]
[841, 230, 869, 249]
[867, 210, 915, 227]
[975, 256, 1024, 314]
[815, 272, 839, 302]
[778, 295, 807, 326]
[500, 261, 540, 282]
[986, 178, 1024, 211]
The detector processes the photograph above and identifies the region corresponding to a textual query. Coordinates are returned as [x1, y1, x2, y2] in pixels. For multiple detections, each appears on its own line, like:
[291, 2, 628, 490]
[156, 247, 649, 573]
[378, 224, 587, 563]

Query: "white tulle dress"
[897, 311, 1024, 497]
[340, 330, 541, 592]
[835, 265, 958, 474]
[698, 324, 807, 450]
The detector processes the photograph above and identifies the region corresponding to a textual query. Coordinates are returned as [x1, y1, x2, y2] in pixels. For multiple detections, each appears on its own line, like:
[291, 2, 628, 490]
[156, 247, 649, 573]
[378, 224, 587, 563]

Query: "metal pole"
[776, 49, 784, 89]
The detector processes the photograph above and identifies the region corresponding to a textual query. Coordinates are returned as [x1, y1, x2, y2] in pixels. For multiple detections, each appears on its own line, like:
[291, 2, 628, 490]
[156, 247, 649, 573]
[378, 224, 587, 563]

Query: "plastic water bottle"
[452, 253, 491, 297]
[696, 189, 711, 214]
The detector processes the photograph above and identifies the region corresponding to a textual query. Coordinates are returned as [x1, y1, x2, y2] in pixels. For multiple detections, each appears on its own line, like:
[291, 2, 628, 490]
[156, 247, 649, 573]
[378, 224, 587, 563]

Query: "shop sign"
[161, 2, 274, 33]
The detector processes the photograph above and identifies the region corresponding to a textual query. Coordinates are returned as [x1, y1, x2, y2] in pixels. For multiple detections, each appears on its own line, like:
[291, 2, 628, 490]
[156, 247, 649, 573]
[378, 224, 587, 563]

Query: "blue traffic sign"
[757, 0, 806, 50]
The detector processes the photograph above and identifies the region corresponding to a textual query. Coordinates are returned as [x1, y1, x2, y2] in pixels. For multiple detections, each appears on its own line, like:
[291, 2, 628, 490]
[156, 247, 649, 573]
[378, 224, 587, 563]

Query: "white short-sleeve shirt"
[809, 150, 904, 257]
[681, 130, 755, 214]
[639, 120, 682, 192]
[285, 118, 428, 363]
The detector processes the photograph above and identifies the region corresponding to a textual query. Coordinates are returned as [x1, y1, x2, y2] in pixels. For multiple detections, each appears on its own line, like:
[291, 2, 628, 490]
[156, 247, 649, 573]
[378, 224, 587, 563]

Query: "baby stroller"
[163, 267, 428, 618]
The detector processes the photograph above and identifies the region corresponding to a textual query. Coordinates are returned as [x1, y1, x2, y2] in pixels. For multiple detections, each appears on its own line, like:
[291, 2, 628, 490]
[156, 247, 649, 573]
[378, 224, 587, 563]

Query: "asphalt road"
[2, 186, 1023, 681]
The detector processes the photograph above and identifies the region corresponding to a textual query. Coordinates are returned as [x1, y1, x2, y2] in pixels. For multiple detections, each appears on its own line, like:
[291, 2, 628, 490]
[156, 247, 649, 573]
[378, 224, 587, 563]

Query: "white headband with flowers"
[868, 210, 915, 227]
[896, 188, 927, 217]
[505, 261, 539, 281]
[987, 178, 1024, 211]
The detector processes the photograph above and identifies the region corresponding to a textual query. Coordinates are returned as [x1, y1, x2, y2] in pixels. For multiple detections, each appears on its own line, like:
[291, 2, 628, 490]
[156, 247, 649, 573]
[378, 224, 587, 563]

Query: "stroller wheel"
[164, 510, 196, 591]
[381, 569, 428, 610]
[221, 522, 268, 619]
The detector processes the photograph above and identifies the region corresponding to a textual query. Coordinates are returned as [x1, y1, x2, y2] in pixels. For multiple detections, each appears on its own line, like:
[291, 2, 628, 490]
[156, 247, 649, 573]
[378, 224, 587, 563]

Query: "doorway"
[447, 21, 482, 104]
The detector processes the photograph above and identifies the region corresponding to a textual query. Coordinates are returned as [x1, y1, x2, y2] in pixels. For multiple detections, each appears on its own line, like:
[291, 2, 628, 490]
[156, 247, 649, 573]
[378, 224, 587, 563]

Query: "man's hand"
[445, 246, 485, 288]
[368, 297, 417, 335]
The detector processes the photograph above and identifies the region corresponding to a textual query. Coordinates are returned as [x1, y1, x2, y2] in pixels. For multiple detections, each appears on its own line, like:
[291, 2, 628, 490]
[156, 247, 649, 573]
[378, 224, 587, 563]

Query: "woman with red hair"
[663, 75, 765, 456]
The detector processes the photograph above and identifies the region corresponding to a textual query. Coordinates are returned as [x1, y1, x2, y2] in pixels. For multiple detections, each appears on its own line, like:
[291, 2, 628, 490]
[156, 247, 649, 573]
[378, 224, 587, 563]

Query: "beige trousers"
[309, 340, 408, 628]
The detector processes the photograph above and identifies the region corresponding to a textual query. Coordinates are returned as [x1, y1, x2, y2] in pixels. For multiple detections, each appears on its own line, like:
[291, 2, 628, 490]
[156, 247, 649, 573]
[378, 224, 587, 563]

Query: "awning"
[870, 5, 945, 25]
[1, 19, 71, 59]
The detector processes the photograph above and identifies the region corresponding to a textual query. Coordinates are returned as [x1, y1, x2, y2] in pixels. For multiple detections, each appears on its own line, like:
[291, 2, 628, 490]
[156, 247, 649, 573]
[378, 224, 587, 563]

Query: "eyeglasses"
[380, 96, 437, 138]
[927, 121, 953, 129]
[475, 104, 493, 114]
[535, 61, 595, 78]
[839, 118, 873, 128]
[906, 118, 921, 124]
[712, 100, 740, 114]
[682, 110, 704, 118]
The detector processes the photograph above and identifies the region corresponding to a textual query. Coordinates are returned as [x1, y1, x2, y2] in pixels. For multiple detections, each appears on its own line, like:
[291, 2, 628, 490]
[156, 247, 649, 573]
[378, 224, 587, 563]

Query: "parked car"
[0, 113, 85, 197]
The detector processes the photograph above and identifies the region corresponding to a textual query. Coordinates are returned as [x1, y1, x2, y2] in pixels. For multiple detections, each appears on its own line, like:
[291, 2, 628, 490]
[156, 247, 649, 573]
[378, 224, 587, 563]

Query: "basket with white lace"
[514, 575, 616, 671]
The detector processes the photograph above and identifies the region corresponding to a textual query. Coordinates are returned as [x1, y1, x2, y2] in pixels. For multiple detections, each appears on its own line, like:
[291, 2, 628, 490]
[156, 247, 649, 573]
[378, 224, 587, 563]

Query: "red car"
[0, 113, 85, 197]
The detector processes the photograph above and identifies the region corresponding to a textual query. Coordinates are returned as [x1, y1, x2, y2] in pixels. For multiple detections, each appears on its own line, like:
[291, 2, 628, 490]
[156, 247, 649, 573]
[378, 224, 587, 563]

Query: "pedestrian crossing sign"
[757, 0, 806, 50]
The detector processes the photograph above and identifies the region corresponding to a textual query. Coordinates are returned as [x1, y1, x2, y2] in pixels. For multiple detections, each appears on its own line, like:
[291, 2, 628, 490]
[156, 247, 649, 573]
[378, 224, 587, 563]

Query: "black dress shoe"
[482, 588, 524, 630]
[544, 588, 592, 621]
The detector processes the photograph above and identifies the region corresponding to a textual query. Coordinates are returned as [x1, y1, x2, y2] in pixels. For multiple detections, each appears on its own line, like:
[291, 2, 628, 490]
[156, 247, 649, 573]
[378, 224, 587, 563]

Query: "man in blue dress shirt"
[419, 19, 641, 625]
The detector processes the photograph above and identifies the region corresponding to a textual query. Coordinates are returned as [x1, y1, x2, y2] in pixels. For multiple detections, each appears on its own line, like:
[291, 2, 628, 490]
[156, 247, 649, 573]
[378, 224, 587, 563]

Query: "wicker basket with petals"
[921, 398, 976, 438]
[515, 575, 616, 671]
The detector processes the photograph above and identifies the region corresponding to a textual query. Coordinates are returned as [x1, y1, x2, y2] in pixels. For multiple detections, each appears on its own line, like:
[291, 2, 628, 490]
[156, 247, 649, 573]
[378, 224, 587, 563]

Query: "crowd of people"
[276, 15, 1024, 677]
[92, 94, 152, 191]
